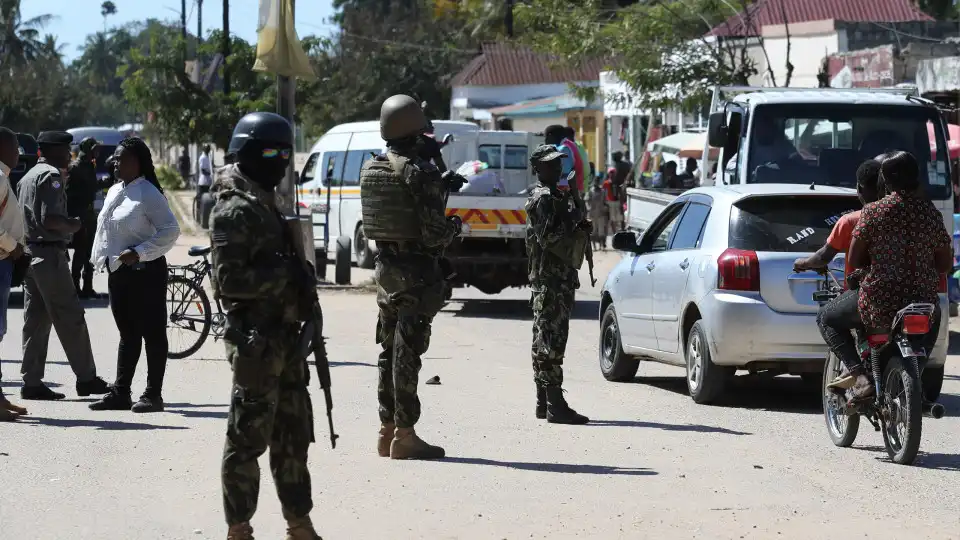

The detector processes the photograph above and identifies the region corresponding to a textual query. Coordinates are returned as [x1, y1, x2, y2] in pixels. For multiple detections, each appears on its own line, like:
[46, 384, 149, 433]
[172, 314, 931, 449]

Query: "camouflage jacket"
[525, 182, 583, 288]
[209, 164, 307, 326]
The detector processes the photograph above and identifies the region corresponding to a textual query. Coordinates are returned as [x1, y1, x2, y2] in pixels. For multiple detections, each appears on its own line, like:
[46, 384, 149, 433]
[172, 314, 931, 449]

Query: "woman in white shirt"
[89, 138, 180, 413]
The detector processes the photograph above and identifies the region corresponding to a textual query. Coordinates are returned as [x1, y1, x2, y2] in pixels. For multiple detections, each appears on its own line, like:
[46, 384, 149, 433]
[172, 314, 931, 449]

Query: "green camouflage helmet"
[380, 95, 427, 141]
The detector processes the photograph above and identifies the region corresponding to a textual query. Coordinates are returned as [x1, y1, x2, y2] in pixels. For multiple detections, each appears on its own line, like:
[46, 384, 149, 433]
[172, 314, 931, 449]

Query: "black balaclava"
[237, 141, 291, 191]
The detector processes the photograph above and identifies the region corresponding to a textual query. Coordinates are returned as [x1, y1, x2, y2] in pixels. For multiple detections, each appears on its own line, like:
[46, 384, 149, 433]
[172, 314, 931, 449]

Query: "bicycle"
[166, 246, 225, 359]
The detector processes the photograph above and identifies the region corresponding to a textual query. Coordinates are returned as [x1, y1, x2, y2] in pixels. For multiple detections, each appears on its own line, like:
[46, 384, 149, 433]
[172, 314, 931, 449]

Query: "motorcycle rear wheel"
[880, 357, 923, 465]
[822, 352, 859, 447]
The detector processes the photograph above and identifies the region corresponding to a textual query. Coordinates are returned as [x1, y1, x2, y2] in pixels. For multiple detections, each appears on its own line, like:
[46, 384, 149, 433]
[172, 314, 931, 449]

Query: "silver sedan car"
[598, 184, 949, 404]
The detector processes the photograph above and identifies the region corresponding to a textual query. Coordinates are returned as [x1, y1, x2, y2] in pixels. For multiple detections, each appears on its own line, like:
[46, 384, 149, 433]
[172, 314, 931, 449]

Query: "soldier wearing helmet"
[211, 112, 322, 540]
[66, 136, 102, 297]
[360, 94, 462, 460]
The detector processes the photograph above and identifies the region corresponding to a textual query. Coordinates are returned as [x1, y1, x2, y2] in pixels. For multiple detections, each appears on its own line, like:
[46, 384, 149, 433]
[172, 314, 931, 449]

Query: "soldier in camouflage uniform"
[526, 144, 590, 425]
[211, 112, 322, 540]
[360, 95, 462, 460]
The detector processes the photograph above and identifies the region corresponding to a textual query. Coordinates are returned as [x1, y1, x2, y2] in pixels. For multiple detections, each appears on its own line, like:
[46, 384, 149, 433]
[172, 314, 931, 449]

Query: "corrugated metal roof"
[708, 0, 933, 37]
[488, 94, 598, 116]
[451, 43, 607, 87]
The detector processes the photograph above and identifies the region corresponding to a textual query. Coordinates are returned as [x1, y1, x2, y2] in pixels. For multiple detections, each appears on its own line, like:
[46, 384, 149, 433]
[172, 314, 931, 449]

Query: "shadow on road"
[164, 402, 228, 420]
[7, 291, 110, 309]
[445, 299, 600, 321]
[632, 375, 822, 414]
[18, 417, 188, 430]
[936, 392, 960, 415]
[859, 445, 960, 472]
[441, 457, 657, 476]
[948, 331, 960, 356]
[0, 378, 62, 388]
[327, 360, 376, 368]
[586, 419, 751, 436]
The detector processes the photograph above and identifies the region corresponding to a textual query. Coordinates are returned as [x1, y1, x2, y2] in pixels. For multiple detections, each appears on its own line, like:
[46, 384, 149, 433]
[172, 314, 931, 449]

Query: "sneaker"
[89, 389, 133, 411]
[131, 395, 164, 413]
[76, 377, 110, 397]
[21, 384, 66, 401]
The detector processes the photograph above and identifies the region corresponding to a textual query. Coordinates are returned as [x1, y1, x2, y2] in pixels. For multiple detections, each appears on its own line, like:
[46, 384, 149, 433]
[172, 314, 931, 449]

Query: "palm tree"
[75, 32, 115, 90]
[0, 0, 57, 65]
[101, 1, 117, 33]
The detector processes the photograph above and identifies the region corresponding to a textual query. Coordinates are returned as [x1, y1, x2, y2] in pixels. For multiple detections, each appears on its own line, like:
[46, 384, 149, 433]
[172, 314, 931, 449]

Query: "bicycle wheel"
[166, 275, 212, 359]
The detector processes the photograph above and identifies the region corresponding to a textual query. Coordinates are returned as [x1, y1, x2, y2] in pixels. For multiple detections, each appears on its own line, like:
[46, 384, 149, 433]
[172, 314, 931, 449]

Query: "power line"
[867, 21, 949, 44]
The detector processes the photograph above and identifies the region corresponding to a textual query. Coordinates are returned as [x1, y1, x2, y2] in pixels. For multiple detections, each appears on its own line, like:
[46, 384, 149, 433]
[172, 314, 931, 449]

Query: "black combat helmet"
[227, 112, 294, 155]
[380, 95, 427, 141]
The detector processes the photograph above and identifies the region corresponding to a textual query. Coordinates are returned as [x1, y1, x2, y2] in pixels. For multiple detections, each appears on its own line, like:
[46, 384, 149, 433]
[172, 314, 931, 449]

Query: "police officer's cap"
[530, 144, 564, 164]
[227, 112, 294, 155]
[36, 131, 73, 146]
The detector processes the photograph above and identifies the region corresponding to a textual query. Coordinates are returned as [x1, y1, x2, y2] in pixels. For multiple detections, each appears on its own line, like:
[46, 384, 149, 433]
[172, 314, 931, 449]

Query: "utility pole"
[277, 0, 297, 215]
[505, 0, 514, 38]
[181, 0, 188, 46]
[222, 0, 230, 95]
[196, 0, 204, 45]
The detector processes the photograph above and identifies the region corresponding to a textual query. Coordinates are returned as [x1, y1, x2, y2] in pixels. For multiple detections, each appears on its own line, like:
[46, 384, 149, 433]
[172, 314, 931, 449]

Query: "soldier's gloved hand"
[447, 215, 463, 237]
[578, 219, 594, 234]
[441, 170, 466, 192]
[418, 133, 443, 161]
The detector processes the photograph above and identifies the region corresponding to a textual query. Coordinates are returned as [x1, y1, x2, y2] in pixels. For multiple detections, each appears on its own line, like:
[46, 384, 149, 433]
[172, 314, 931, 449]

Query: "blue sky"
[22, 0, 337, 61]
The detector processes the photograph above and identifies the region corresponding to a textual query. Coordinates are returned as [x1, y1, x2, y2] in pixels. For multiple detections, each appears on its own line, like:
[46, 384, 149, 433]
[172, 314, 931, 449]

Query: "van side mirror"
[612, 231, 640, 252]
[708, 112, 727, 148]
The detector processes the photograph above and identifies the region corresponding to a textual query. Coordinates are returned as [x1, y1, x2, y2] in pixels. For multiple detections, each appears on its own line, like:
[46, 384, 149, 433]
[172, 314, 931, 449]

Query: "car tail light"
[903, 314, 930, 335]
[717, 248, 760, 291]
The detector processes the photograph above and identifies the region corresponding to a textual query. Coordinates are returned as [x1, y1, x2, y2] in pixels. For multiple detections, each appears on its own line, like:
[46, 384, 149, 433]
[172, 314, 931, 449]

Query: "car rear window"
[728, 195, 861, 252]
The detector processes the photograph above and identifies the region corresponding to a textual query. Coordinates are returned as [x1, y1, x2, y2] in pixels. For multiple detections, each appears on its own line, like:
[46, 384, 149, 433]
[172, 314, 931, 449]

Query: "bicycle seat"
[188, 246, 212, 257]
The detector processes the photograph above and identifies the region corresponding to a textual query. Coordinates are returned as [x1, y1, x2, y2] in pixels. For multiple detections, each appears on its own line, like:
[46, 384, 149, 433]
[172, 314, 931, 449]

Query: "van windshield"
[746, 103, 951, 200]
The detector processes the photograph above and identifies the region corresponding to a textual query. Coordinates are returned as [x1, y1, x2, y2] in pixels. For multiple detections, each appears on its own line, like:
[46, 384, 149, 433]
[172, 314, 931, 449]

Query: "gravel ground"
[1, 243, 958, 540]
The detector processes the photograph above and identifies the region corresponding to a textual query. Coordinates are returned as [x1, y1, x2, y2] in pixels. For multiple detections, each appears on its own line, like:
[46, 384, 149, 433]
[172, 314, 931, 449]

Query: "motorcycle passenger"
[795, 157, 883, 390]
[846, 151, 953, 401]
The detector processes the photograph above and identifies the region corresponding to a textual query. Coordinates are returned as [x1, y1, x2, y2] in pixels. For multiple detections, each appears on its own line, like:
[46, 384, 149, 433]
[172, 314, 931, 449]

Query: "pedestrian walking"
[17, 131, 108, 401]
[525, 144, 590, 425]
[361, 95, 461, 460]
[198, 144, 213, 195]
[177, 148, 191, 187]
[211, 112, 322, 540]
[587, 178, 607, 251]
[88, 137, 180, 413]
[603, 167, 624, 233]
[66, 136, 103, 298]
[0, 127, 29, 421]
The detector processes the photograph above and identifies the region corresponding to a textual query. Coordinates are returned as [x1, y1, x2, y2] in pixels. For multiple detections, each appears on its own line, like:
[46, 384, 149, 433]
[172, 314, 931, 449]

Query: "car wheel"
[355, 224, 375, 270]
[685, 321, 732, 405]
[922, 366, 944, 402]
[599, 303, 639, 382]
[334, 235, 351, 285]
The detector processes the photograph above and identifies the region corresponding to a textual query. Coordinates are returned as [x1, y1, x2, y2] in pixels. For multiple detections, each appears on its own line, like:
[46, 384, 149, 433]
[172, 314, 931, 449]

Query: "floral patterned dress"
[851, 191, 950, 330]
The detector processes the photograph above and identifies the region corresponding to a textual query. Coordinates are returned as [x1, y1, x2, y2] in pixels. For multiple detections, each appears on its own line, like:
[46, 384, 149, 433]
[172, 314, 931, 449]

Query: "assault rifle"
[285, 216, 339, 449]
[566, 170, 597, 287]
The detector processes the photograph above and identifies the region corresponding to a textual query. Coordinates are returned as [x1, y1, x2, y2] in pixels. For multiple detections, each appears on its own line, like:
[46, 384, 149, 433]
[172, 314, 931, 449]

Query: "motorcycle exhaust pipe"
[923, 402, 946, 419]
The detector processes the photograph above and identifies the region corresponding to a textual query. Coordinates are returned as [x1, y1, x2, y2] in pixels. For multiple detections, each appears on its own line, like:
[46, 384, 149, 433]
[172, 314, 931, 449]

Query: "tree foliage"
[515, 0, 785, 110]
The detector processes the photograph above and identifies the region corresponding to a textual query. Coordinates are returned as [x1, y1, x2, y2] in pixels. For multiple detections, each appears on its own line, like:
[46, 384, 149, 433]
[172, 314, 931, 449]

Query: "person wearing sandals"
[846, 151, 953, 402]
[89, 138, 180, 413]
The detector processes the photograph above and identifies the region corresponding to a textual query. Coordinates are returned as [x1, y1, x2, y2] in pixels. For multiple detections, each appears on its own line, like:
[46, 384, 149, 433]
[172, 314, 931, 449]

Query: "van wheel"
[335, 236, 351, 285]
[315, 249, 327, 281]
[199, 193, 214, 229]
[685, 321, 732, 405]
[355, 224, 374, 269]
[599, 304, 639, 381]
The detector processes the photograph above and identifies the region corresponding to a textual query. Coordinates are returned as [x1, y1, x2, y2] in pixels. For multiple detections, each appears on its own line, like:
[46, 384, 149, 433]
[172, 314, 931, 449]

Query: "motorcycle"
[812, 268, 945, 465]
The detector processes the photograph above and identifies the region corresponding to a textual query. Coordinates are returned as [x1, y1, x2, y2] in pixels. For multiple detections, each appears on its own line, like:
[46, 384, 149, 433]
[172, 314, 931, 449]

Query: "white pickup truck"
[626, 86, 955, 235]
[297, 121, 542, 292]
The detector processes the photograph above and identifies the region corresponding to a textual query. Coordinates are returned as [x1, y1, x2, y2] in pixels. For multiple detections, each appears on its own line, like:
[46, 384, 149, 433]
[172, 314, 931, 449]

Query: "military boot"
[535, 384, 547, 419]
[390, 427, 445, 460]
[545, 387, 589, 425]
[378, 422, 395, 457]
[225, 522, 254, 540]
[285, 516, 322, 540]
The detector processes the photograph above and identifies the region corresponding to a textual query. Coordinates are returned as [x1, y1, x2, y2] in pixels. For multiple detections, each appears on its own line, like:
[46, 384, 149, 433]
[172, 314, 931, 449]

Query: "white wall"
[759, 21, 841, 88]
[510, 116, 564, 134]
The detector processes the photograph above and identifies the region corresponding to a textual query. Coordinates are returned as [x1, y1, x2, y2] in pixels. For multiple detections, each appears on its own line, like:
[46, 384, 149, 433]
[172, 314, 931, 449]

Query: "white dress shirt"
[0, 161, 25, 260]
[198, 153, 213, 186]
[91, 177, 180, 272]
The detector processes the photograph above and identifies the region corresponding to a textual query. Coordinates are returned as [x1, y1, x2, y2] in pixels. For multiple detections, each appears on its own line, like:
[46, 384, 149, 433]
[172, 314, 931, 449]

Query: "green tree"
[101, 1, 117, 32]
[916, 0, 955, 20]
[0, 0, 57, 65]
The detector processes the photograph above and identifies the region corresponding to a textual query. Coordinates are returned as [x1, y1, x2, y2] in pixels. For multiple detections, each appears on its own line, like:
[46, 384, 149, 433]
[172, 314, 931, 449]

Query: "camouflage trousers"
[530, 282, 575, 387]
[374, 258, 445, 429]
[222, 321, 314, 526]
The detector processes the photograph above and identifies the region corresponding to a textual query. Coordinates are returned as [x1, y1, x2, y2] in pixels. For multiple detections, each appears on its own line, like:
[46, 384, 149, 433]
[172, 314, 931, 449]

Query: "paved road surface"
[1, 239, 958, 540]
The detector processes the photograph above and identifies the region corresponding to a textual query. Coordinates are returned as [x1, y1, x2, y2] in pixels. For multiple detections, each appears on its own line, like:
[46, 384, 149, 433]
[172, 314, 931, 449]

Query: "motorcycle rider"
[846, 151, 953, 402]
[794, 157, 883, 390]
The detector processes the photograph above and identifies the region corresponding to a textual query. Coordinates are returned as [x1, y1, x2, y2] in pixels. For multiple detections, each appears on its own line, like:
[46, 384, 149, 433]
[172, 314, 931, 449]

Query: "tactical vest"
[359, 152, 420, 242]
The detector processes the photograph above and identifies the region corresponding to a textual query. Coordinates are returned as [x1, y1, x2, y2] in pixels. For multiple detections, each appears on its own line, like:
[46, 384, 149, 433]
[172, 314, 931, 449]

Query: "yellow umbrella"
[253, 0, 316, 80]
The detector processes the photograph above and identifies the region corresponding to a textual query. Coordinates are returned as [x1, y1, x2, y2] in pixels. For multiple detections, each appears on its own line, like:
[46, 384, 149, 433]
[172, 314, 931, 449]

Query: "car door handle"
[646, 262, 656, 271]
[679, 259, 690, 270]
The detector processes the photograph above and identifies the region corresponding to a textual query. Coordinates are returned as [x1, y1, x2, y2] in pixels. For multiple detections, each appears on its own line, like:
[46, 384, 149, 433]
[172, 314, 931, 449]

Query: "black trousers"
[70, 219, 95, 289]
[817, 290, 863, 372]
[108, 257, 168, 396]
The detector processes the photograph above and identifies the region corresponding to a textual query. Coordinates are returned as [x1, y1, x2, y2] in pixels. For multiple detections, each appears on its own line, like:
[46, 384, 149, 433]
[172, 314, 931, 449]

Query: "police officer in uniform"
[525, 144, 590, 424]
[17, 131, 108, 400]
[360, 95, 462, 460]
[210, 113, 321, 540]
[67, 136, 102, 297]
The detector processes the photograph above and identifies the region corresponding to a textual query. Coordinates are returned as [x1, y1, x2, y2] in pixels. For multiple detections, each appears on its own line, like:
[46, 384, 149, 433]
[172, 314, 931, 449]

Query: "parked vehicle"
[813, 268, 945, 465]
[599, 183, 949, 404]
[66, 127, 125, 212]
[298, 121, 542, 291]
[9, 133, 38, 189]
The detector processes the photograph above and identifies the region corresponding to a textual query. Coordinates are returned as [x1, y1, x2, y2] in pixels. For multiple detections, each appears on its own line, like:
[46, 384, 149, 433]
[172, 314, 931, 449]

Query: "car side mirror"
[708, 112, 727, 148]
[441, 133, 454, 147]
[612, 231, 640, 252]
